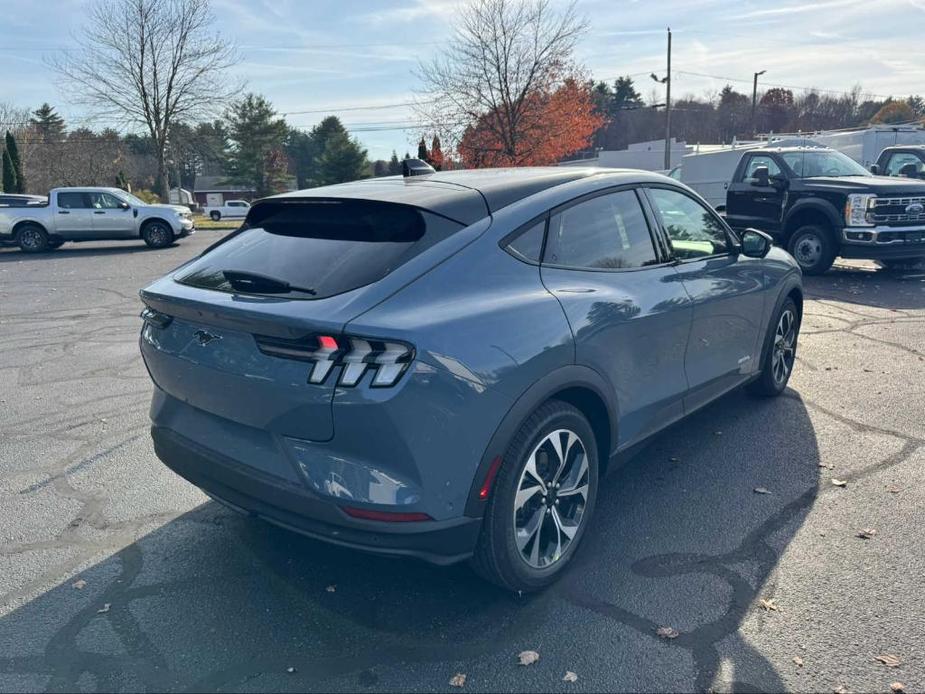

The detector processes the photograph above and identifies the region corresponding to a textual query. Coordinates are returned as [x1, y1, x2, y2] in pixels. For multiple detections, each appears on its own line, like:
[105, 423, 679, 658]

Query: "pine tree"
[224, 94, 289, 197]
[417, 137, 429, 161]
[387, 150, 402, 175]
[30, 103, 66, 143]
[4, 131, 25, 193]
[316, 127, 368, 186]
[1, 149, 15, 193]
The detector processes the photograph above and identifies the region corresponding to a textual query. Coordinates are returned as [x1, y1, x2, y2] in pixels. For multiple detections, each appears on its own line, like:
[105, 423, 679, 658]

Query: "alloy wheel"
[147, 224, 169, 247]
[513, 429, 589, 569]
[20, 228, 42, 250]
[772, 308, 797, 385]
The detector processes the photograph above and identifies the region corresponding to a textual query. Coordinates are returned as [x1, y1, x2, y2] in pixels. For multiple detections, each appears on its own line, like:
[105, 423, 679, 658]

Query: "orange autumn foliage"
[458, 78, 603, 168]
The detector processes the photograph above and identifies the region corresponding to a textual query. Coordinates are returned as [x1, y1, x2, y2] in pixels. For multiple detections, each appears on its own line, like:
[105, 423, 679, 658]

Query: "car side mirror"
[740, 228, 772, 258]
[120, 201, 131, 210]
[750, 166, 770, 187]
[899, 163, 919, 178]
[869, 164, 880, 175]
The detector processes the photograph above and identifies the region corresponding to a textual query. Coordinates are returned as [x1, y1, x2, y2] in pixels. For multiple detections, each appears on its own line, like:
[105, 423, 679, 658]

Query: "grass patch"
[193, 215, 241, 231]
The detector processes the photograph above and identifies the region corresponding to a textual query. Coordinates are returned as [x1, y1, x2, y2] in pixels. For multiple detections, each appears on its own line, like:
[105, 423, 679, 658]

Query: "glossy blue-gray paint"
[140, 167, 802, 554]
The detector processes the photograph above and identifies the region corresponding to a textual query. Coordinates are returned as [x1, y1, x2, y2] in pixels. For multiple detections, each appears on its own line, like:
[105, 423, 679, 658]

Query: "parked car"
[202, 199, 250, 221]
[872, 145, 925, 179]
[140, 164, 802, 591]
[724, 147, 925, 274]
[0, 193, 47, 207]
[0, 187, 195, 252]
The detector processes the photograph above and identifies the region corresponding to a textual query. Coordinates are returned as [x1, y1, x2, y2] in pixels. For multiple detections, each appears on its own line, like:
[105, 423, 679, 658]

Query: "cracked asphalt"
[1, 234, 923, 693]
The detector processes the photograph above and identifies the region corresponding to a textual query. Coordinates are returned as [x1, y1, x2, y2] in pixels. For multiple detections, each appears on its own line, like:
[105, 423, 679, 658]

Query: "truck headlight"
[845, 194, 875, 227]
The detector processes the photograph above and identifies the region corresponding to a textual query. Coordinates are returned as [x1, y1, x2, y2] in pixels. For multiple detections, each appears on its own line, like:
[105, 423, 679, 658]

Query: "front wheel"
[747, 298, 800, 397]
[142, 221, 174, 249]
[471, 401, 598, 592]
[210, 211, 221, 221]
[787, 225, 837, 275]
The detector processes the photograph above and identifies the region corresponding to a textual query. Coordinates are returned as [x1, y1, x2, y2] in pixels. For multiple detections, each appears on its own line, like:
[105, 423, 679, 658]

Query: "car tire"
[16, 223, 50, 253]
[142, 220, 174, 249]
[787, 225, 837, 275]
[747, 297, 800, 397]
[210, 211, 221, 221]
[471, 400, 599, 592]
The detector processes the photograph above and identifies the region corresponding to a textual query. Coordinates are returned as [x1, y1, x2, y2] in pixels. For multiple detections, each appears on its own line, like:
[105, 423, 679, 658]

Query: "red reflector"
[342, 506, 432, 523]
[479, 455, 504, 500]
[318, 335, 338, 350]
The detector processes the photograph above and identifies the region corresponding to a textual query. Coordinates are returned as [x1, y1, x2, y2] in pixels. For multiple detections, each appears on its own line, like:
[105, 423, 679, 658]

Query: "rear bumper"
[151, 425, 482, 565]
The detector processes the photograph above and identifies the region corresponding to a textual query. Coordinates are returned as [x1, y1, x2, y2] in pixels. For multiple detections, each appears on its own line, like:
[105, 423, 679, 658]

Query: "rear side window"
[175, 199, 464, 300]
[58, 192, 88, 209]
[505, 220, 546, 263]
[545, 190, 658, 270]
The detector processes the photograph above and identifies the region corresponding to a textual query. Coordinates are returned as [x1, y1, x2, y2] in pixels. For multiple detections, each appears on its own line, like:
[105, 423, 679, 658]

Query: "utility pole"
[650, 27, 672, 170]
[751, 69, 766, 137]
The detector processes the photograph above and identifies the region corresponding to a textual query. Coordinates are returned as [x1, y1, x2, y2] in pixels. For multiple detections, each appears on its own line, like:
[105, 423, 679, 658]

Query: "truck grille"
[870, 196, 925, 225]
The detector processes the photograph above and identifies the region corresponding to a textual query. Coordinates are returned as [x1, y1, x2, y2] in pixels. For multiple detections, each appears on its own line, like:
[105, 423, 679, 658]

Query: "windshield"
[116, 191, 147, 206]
[781, 150, 869, 178]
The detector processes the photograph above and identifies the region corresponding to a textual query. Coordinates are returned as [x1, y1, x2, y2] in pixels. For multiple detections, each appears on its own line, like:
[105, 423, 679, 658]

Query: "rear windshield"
[175, 199, 464, 299]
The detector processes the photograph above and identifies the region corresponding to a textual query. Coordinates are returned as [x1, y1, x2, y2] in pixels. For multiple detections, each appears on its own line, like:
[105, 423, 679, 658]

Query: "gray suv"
[139, 165, 802, 591]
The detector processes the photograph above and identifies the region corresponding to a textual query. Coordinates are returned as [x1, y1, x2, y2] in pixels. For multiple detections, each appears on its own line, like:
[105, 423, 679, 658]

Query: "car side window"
[742, 155, 781, 181]
[505, 220, 546, 263]
[88, 192, 124, 209]
[545, 190, 659, 270]
[57, 192, 89, 209]
[647, 187, 731, 260]
[886, 153, 923, 177]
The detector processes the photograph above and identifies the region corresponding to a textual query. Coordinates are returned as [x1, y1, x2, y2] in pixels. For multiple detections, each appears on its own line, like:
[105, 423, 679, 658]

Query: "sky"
[1, 0, 924, 160]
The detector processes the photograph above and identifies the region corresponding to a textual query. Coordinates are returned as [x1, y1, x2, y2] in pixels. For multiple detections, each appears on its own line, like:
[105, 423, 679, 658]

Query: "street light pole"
[751, 69, 766, 137]
[650, 28, 672, 169]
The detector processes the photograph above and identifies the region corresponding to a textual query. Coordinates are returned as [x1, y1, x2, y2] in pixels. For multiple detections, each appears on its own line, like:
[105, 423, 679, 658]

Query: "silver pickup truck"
[0, 187, 195, 252]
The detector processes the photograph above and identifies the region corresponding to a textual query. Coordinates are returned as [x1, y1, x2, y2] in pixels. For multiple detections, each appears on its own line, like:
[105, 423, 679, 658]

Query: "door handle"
[94, 211, 105, 214]
[59, 210, 70, 214]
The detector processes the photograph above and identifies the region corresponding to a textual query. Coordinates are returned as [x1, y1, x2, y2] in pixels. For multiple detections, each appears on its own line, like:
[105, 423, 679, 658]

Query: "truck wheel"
[787, 225, 837, 275]
[17, 224, 50, 253]
[142, 221, 174, 249]
[210, 211, 221, 221]
[470, 400, 598, 592]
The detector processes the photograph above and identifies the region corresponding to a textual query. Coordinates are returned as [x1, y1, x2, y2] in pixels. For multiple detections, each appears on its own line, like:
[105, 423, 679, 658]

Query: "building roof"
[193, 175, 254, 193]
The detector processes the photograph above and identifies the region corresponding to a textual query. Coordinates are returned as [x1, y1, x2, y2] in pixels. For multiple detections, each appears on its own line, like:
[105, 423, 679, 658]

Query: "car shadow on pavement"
[805, 262, 925, 310]
[0, 390, 818, 693]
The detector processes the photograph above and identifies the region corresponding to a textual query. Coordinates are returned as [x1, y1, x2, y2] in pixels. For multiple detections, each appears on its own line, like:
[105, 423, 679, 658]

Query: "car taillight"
[254, 334, 414, 388]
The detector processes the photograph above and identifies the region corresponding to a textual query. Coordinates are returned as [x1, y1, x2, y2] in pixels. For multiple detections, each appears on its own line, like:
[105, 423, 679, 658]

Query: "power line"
[674, 69, 909, 101]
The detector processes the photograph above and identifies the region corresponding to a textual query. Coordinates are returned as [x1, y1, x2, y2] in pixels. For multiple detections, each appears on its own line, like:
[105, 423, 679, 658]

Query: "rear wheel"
[748, 297, 800, 397]
[142, 221, 174, 249]
[16, 224, 49, 253]
[787, 225, 837, 275]
[471, 401, 598, 592]
[210, 211, 221, 221]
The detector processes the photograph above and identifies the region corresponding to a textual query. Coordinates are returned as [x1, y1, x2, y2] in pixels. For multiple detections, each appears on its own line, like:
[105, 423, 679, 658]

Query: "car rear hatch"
[140, 197, 468, 450]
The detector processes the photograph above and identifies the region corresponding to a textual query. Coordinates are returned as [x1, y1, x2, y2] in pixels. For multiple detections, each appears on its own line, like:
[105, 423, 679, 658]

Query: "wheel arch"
[756, 276, 803, 373]
[782, 201, 841, 242]
[464, 365, 618, 517]
[139, 216, 174, 237]
[12, 219, 48, 239]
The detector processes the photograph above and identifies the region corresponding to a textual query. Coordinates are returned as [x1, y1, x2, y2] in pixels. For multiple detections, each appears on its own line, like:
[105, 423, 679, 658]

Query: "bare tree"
[416, 0, 588, 158]
[51, 0, 239, 199]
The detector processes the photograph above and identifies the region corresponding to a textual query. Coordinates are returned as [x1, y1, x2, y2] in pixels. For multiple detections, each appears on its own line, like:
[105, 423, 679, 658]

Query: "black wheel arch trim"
[756, 276, 803, 373]
[783, 200, 842, 239]
[463, 364, 618, 517]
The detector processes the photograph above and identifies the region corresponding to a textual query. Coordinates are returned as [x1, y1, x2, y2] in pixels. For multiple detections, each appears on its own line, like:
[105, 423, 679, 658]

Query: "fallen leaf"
[856, 528, 876, 540]
[753, 487, 772, 495]
[97, 603, 111, 614]
[831, 479, 848, 487]
[72, 579, 86, 590]
[656, 626, 680, 639]
[669, 457, 680, 463]
[449, 673, 466, 688]
[888, 487, 901, 494]
[325, 584, 336, 593]
[833, 686, 849, 694]
[562, 671, 578, 682]
[517, 650, 540, 666]
[286, 666, 296, 674]
[792, 656, 804, 667]
[818, 462, 833, 469]
[759, 598, 778, 612]
[891, 682, 905, 693]
[875, 654, 901, 668]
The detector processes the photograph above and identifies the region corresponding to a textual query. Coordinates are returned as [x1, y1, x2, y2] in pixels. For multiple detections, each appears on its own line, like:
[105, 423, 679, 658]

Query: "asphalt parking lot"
[1, 233, 923, 693]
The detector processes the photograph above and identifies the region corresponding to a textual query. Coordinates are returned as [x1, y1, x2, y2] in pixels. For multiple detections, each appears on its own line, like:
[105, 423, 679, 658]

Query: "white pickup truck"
[0, 187, 195, 252]
[202, 199, 250, 221]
